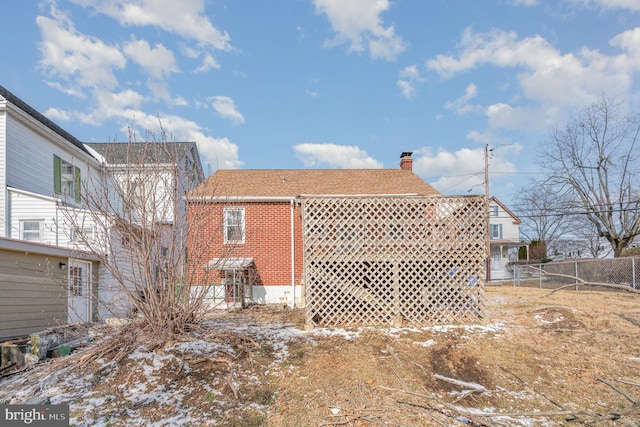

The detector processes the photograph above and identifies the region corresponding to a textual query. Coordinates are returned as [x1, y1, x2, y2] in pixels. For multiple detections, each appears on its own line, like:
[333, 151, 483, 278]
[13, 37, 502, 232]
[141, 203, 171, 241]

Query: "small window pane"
[224, 208, 245, 243]
[21, 220, 42, 242]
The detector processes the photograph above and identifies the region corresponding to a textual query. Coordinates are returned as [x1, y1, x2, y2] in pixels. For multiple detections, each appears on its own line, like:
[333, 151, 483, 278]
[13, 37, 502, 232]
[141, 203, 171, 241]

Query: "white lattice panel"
[302, 196, 486, 326]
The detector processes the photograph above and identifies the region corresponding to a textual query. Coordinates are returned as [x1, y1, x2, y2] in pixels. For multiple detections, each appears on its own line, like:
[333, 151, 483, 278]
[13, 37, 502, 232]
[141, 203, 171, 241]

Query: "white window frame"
[223, 207, 245, 244]
[490, 223, 502, 240]
[489, 205, 499, 217]
[61, 161, 75, 197]
[70, 226, 94, 245]
[54, 155, 81, 203]
[20, 220, 43, 242]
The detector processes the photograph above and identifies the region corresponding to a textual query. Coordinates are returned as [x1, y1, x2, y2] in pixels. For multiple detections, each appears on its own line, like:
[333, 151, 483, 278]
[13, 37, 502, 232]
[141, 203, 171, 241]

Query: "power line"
[514, 205, 640, 219]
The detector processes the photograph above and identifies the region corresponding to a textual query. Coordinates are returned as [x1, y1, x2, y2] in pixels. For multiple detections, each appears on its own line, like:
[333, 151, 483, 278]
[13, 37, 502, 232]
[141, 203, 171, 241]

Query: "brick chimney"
[400, 151, 413, 171]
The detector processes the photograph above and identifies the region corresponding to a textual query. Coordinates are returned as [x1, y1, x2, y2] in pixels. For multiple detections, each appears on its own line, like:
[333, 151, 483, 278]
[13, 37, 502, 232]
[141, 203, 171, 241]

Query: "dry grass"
[2, 285, 640, 426]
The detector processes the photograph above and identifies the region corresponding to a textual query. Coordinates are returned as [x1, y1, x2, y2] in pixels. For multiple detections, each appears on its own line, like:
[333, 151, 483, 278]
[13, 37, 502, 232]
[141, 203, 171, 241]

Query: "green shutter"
[74, 166, 82, 203]
[53, 155, 61, 194]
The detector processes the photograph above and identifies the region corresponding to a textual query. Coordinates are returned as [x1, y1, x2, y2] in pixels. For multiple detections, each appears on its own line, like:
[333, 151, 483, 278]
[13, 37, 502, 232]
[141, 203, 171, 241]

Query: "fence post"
[539, 264, 542, 288]
[633, 258, 637, 289]
[575, 260, 579, 291]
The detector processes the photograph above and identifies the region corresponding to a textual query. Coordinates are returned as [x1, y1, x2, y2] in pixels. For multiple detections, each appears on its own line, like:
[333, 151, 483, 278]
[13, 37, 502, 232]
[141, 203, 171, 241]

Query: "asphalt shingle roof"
[85, 142, 196, 164]
[190, 169, 440, 198]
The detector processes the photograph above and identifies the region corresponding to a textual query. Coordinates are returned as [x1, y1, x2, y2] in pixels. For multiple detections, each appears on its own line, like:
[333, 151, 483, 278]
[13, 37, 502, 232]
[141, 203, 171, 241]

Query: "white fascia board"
[0, 236, 99, 260]
[8, 186, 61, 203]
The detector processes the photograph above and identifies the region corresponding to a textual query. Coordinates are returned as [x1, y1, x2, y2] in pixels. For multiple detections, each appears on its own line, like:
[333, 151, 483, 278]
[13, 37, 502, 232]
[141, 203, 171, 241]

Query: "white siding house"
[85, 142, 205, 319]
[0, 86, 102, 325]
[1, 85, 205, 327]
[489, 196, 526, 280]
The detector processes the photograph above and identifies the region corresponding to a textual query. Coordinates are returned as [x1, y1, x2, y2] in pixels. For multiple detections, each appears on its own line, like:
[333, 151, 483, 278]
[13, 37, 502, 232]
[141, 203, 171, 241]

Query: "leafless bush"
[61, 128, 229, 336]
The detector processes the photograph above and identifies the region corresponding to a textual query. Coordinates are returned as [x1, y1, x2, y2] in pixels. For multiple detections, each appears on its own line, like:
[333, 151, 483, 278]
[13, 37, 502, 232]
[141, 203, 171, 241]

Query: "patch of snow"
[309, 327, 362, 340]
[534, 314, 564, 324]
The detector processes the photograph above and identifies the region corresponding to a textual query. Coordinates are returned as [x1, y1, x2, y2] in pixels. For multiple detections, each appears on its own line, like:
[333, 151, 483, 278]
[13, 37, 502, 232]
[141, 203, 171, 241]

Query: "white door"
[68, 259, 92, 323]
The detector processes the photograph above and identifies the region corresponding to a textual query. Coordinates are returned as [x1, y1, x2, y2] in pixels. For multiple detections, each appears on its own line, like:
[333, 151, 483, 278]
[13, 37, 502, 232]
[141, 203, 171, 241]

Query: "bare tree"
[61, 129, 227, 336]
[542, 95, 640, 258]
[564, 214, 612, 258]
[514, 180, 571, 258]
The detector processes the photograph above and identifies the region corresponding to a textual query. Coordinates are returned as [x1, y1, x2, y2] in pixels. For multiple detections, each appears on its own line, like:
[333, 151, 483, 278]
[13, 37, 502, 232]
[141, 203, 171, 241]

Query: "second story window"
[489, 205, 499, 217]
[71, 226, 94, 245]
[490, 224, 502, 240]
[223, 207, 245, 244]
[54, 155, 81, 203]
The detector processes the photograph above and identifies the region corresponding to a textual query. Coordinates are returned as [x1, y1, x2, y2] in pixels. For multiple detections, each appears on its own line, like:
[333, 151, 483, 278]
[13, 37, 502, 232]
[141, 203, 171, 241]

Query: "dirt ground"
[2, 285, 640, 426]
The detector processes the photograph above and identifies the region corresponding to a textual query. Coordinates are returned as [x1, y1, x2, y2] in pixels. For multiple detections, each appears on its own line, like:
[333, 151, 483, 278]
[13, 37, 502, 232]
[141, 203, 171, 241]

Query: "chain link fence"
[513, 257, 640, 290]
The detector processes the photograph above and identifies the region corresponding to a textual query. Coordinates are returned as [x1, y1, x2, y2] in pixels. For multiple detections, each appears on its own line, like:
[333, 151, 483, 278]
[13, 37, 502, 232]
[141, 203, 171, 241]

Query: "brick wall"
[187, 201, 303, 287]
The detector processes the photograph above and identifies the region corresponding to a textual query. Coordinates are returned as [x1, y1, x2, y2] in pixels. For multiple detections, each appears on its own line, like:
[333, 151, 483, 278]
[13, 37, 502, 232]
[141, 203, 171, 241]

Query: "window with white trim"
[20, 220, 43, 242]
[489, 205, 499, 217]
[223, 207, 245, 244]
[54, 155, 81, 202]
[71, 226, 94, 244]
[490, 223, 502, 240]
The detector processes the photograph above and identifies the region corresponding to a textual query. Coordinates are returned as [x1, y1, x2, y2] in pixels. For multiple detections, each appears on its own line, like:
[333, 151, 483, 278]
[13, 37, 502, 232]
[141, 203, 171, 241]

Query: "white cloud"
[69, 0, 232, 50]
[70, 0, 230, 74]
[573, 0, 640, 12]
[510, 0, 539, 6]
[397, 65, 425, 98]
[610, 27, 640, 56]
[79, 89, 242, 168]
[96, 88, 146, 112]
[36, 5, 126, 90]
[427, 27, 640, 133]
[43, 107, 72, 122]
[123, 38, 178, 80]
[193, 52, 220, 73]
[313, 0, 406, 61]
[293, 143, 383, 168]
[444, 83, 478, 114]
[45, 80, 86, 98]
[173, 96, 189, 107]
[397, 80, 415, 98]
[210, 96, 245, 124]
[35, 2, 240, 170]
[412, 146, 518, 194]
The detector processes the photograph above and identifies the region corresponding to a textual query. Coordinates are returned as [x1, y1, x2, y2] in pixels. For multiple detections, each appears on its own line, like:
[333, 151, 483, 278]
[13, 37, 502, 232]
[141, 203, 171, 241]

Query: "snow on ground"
[0, 314, 550, 426]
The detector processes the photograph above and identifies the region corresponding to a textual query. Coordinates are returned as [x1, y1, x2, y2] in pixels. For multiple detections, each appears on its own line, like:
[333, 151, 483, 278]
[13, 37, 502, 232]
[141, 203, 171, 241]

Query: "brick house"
[186, 152, 440, 308]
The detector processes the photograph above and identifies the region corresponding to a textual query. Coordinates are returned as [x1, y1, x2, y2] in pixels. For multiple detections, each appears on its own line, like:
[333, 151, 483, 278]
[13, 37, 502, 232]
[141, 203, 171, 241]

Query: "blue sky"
[2, 0, 640, 207]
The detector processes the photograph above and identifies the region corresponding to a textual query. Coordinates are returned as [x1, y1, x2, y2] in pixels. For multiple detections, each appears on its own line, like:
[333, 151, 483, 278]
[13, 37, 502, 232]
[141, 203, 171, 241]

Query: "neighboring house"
[186, 152, 440, 307]
[1, 85, 103, 327]
[85, 142, 205, 319]
[0, 85, 205, 334]
[488, 196, 526, 280]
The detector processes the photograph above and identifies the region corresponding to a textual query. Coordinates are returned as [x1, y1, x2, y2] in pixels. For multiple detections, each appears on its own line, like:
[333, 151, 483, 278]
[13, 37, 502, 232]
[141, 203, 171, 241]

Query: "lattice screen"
[302, 196, 486, 326]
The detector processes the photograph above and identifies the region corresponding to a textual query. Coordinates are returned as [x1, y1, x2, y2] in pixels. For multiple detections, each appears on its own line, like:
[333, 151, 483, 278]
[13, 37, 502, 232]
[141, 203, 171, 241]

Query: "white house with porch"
[488, 196, 527, 280]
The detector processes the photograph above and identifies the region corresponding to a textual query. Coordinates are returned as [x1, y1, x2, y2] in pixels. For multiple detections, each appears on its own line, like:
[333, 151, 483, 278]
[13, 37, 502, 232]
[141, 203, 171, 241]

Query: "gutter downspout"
[290, 199, 295, 308]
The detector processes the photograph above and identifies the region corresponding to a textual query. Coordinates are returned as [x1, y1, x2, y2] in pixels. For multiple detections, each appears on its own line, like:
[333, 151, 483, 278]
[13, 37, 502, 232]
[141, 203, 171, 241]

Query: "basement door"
[68, 259, 92, 323]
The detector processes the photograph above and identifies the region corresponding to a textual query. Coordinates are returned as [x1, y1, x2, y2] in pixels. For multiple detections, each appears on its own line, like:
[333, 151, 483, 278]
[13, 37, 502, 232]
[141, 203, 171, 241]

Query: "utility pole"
[485, 144, 491, 282]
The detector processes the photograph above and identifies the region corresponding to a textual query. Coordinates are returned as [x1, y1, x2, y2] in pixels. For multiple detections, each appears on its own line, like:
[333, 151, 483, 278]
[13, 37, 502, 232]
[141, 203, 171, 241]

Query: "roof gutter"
[185, 194, 426, 202]
[185, 195, 299, 203]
